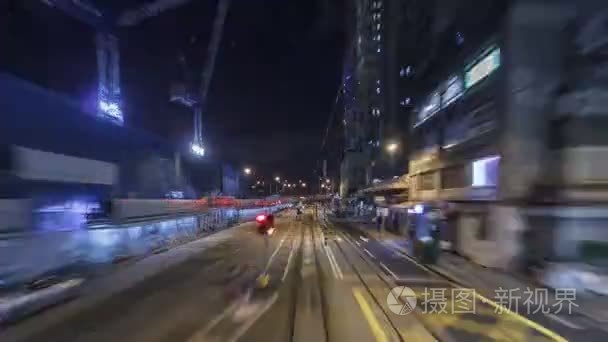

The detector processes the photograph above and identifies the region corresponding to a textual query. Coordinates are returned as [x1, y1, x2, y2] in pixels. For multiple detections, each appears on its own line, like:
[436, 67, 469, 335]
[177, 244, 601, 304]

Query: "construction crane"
[38, 0, 230, 149]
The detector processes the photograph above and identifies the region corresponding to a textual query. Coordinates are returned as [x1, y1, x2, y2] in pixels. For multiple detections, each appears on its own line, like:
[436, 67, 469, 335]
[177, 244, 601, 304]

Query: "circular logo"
[387, 286, 417, 315]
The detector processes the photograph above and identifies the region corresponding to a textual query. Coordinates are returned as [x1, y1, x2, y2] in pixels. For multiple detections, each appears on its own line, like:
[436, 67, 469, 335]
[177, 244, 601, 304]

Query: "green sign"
[465, 47, 500, 89]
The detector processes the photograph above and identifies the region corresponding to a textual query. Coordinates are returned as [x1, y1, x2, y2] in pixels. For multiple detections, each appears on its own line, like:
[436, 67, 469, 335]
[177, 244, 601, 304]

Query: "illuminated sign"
[465, 47, 500, 89]
[417, 92, 440, 123]
[442, 75, 463, 107]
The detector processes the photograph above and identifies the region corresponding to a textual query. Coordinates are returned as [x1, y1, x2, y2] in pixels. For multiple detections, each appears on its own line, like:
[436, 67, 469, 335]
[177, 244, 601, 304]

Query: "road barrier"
[0, 205, 287, 289]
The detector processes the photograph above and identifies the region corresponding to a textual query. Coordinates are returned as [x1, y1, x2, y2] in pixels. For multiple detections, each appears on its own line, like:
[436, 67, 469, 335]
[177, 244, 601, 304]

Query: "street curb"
[0, 279, 84, 325]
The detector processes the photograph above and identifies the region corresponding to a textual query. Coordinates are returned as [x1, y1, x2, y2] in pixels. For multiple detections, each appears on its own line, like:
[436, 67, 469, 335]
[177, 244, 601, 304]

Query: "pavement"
[2, 208, 606, 341]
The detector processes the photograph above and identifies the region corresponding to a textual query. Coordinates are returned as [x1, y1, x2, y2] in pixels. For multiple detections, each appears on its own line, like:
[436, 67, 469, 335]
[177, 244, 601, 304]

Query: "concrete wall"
[455, 205, 525, 269]
[0, 206, 281, 287]
[527, 207, 608, 261]
[0, 200, 31, 232]
[111, 199, 209, 221]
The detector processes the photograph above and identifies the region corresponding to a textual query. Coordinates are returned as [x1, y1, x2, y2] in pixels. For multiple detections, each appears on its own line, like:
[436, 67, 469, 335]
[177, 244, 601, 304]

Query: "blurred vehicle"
[255, 213, 275, 235]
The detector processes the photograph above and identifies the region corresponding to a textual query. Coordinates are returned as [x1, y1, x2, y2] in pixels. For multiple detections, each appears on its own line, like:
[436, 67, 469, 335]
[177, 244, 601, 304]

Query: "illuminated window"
[377, 47, 381, 53]
[472, 156, 500, 187]
[465, 47, 500, 89]
[376, 87, 381, 94]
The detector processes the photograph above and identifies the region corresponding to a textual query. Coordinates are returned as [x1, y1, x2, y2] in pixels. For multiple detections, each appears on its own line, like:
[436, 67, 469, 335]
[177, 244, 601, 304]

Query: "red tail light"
[256, 214, 267, 223]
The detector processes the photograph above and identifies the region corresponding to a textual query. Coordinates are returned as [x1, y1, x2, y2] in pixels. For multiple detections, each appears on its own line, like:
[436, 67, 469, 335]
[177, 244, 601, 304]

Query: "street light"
[275, 176, 280, 182]
[302, 183, 307, 187]
[244, 167, 252, 175]
[325, 179, 330, 184]
[386, 142, 399, 153]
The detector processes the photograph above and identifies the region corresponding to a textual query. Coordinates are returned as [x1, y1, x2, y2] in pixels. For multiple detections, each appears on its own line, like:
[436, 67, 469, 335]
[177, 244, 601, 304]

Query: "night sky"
[4, 0, 346, 184]
[124, 0, 347, 183]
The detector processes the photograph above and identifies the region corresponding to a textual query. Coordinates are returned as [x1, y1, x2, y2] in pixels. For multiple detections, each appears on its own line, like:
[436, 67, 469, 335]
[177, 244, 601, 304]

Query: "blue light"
[99, 100, 123, 121]
[34, 197, 101, 231]
[414, 204, 424, 214]
[191, 143, 205, 156]
[167, 191, 184, 199]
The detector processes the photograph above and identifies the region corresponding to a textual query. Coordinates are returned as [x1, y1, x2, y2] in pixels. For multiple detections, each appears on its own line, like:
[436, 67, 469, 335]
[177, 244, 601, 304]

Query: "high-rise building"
[339, 0, 389, 197]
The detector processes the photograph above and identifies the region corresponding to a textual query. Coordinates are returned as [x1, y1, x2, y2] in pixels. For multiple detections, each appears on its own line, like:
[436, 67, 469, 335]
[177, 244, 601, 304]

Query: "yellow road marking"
[393, 251, 569, 342]
[474, 292, 567, 342]
[352, 288, 389, 342]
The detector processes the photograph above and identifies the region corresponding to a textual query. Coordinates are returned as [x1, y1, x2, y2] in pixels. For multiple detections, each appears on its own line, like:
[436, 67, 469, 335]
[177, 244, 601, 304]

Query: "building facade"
[405, 0, 608, 271]
[340, 0, 406, 197]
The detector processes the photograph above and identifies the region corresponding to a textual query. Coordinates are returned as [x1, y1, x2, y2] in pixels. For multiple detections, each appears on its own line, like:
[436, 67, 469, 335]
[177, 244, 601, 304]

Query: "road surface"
[2, 209, 602, 342]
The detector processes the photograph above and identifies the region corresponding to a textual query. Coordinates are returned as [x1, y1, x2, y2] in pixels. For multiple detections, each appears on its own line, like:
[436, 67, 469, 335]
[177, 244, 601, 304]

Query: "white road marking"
[324, 245, 339, 279]
[226, 293, 279, 342]
[263, 236, 286, 273]
[379, 262, 399, 280]
[360, 236, 369, 242]
[188, 300, 240, 341]
[340, 232, 360, 250]
[281, 241, 296, 282]
[363, 248, 376, 259]
[547, 313, 583, 330]
[355, 241, 360, 246]
[395, 278, 451, 285]
[325, 245, 344, 279]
